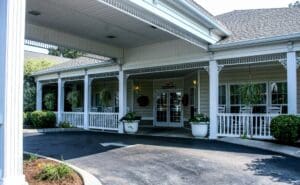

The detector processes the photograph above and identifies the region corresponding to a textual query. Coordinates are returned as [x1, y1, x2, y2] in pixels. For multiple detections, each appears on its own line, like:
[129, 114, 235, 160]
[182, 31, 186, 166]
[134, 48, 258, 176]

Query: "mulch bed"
[24, 158, 83, 185]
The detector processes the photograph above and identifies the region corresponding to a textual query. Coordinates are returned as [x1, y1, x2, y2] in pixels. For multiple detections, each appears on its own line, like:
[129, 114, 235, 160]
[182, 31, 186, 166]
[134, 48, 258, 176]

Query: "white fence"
[61, 112, 84, 128]
[89, 112, 119, 131]
[217, 113, 278, 139]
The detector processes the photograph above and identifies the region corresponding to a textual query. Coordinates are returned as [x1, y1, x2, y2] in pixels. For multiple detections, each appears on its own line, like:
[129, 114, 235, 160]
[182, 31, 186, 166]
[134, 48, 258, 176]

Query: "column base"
[0, 174, 28, 185]
[118, 122, 124, 134]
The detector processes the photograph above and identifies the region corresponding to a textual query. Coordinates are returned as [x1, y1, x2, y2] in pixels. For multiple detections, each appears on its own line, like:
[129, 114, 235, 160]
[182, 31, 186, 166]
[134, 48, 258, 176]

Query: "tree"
[48, 47, 83, 59]
[23, 59, 57, 112]
[289, 1, 300, 8]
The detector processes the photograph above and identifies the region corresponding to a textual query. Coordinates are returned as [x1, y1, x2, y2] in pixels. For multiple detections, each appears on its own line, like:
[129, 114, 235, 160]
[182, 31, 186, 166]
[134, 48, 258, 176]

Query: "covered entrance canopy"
[26, 0, 229, 57]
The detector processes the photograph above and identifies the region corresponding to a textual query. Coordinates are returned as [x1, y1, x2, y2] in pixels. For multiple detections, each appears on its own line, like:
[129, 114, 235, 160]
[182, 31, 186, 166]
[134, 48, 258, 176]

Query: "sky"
[195, 0, 293, 15]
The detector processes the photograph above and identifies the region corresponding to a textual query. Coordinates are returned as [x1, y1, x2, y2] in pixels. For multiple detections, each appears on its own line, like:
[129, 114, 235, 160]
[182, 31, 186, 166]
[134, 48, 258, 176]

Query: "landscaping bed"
[24, 155, 83, 185]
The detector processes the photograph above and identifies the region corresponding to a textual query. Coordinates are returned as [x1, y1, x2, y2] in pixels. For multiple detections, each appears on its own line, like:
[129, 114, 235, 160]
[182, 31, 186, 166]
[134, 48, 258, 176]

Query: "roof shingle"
[216, 8, 300, 44]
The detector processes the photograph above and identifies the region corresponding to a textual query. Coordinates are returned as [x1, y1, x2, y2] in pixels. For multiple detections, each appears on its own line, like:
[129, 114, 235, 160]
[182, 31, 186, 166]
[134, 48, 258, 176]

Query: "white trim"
[210, 33, 300, 51]
[97, 0, 209, 49]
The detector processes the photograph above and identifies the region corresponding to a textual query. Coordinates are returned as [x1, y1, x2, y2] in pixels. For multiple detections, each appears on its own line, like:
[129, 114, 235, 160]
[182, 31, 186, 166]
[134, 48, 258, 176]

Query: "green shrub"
[24, 112, 32, 126]
[59, 121, 73, 128]
[271, 115, 300, 144]
[36, 163, 73, 181]
[24, 154, 38, 163]
[30, 111, 56, 128]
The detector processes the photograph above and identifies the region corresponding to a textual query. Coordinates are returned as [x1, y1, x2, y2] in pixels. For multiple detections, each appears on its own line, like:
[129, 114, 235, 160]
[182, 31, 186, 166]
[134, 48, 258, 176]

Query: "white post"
[83, 73, 89, 130]
[57, 78, 64, 124]
[118, 69, 127, 133]
[287, 51, 297, 114]
[197, 70, 201, 113]
[209, 61, 219, 139]
[36, 81, 43, 111]
[0, 0, 28, 184]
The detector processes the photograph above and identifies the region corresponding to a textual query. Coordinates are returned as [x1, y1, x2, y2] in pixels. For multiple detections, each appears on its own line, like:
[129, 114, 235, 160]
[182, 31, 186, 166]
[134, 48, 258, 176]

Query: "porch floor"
[136, 126, 194, 139]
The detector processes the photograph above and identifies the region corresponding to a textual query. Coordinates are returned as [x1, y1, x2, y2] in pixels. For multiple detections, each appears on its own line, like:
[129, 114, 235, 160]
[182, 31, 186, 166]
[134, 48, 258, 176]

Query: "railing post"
[0, 0, 28, 184]
[83, 72, 89, 130]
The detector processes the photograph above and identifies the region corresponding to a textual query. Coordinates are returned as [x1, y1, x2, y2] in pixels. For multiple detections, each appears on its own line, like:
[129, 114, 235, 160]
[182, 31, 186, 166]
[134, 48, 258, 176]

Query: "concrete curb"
[23, 128, 84, 133]
[218, 137, 300, 158]
[24, 151, 102, 185]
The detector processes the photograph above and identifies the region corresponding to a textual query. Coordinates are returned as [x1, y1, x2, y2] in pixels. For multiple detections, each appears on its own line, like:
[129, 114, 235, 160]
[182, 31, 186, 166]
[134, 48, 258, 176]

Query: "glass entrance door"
[154, 90, 183, 127]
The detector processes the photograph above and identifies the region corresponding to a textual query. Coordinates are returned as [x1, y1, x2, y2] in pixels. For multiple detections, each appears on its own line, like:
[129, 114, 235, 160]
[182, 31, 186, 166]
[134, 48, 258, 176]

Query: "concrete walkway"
[24, 132, 300, 185]
[219, 137, 300, 158]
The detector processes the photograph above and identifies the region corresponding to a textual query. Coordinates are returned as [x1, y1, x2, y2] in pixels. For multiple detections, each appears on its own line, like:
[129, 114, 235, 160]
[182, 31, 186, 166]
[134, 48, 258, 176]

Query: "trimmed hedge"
[25, 111, 56, 128]
[24, 112, 32, 126]
[270, 115, 300, 144]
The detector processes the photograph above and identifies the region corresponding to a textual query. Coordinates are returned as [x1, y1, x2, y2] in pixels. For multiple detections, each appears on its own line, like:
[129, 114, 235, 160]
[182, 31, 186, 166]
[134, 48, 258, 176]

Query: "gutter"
[177, 0, 231, 37]
[32, 60, 117, 76]
[209, 32, 300, 51]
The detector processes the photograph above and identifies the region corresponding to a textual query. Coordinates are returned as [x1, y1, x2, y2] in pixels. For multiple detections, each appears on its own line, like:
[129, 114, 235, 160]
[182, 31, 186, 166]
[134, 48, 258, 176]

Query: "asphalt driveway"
[24, 132, 300, 185]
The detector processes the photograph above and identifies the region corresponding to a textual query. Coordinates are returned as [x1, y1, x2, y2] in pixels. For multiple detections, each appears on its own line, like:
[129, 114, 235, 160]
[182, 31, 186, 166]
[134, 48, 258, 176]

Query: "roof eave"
[32, 61, 116, 77]
[178, 0, 231, 37]
[209, 32, 300, 51]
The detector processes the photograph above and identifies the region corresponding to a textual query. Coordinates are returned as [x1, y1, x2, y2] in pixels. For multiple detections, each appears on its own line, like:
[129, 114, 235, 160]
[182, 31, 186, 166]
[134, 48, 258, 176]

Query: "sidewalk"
[219, 137, 300, 158]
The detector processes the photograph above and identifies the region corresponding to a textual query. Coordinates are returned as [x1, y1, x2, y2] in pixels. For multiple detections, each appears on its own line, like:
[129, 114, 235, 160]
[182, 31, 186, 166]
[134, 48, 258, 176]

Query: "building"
[1, 1, 300, 183]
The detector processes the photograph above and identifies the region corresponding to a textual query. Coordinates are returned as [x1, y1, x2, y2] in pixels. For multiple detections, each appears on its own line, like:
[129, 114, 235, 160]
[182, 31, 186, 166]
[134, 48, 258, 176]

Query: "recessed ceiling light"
[106, 35, 116, 39]
[150, 25, 158, 29]
[28, 10, 41, 16]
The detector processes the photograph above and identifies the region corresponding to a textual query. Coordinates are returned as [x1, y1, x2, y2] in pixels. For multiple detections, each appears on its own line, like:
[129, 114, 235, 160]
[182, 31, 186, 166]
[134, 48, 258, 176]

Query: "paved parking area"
[24, 132, 300, 185]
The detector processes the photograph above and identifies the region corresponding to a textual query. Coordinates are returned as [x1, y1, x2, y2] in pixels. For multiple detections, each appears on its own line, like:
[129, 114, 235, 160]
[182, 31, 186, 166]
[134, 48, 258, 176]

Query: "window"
[229, 83, 267, 113]
[271, 82, 287, 113]
[219, 85, 226, 105]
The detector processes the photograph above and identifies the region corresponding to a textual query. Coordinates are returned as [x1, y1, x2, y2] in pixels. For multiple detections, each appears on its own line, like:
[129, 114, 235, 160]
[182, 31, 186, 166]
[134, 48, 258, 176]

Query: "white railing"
[217, 113, 278, 139]
[89, 112, 119, 131]
[61, 112, 84, 128]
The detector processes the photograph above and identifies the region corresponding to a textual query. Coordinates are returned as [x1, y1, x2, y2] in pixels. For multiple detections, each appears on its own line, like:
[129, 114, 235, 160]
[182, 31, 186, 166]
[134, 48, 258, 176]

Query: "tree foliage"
[289, 1, 300, 8]
[48, 47, 83, 59]
[24, 59, 57, 112]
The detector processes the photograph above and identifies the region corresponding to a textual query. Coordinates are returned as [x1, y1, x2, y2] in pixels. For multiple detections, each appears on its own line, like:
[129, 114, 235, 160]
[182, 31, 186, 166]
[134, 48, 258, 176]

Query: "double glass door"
[154, 89, 183, 127]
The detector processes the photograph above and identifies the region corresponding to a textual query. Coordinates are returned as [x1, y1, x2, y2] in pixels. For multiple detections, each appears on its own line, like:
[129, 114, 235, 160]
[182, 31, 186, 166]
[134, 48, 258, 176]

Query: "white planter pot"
[123, 120, 139, 134]
[190, 122, 209, 137]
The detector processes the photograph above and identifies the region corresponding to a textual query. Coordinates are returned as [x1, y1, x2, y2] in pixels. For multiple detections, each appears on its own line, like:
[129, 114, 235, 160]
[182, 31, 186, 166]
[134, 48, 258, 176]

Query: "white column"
[57, 78, 64, 124]
[287, 51, 297, 114]
[197, 70, 201, 113]
[36, 81, 43, 111]
[118, 70, 127, 133]
[0, 0, 28, 184]
[83, 73, 89, 130]
[209, 61, 219, 139]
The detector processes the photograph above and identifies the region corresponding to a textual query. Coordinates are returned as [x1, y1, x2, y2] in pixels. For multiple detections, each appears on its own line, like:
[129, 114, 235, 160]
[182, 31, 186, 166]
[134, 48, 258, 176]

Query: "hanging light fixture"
[193, 80, 197, 86]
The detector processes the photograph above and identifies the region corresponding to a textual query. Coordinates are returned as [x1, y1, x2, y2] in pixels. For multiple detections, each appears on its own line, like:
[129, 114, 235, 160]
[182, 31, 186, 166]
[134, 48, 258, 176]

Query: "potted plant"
[189, 113, 209, 137]
[121, 112, 140, 134]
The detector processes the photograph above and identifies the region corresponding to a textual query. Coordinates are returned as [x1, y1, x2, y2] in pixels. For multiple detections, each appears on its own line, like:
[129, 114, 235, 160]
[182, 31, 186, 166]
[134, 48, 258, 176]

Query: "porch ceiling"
[26, 0, 176, 49]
